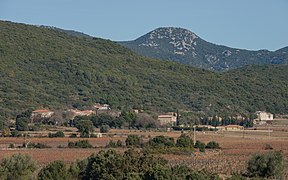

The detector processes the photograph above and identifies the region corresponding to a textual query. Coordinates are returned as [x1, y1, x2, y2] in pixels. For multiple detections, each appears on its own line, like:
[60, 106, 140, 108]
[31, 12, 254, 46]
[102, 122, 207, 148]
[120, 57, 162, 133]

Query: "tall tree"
[75, 120, 94, 137]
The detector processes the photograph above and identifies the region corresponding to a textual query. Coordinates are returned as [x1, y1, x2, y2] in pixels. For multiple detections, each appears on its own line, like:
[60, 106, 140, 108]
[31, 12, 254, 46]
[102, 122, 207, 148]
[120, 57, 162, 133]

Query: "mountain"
[1, 21, 288, 119]
[119, 27, 288, 71]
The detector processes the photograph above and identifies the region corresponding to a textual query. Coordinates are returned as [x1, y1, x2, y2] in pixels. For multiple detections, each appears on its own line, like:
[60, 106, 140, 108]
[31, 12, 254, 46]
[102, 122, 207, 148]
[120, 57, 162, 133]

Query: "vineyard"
[1, 127, 288, 178]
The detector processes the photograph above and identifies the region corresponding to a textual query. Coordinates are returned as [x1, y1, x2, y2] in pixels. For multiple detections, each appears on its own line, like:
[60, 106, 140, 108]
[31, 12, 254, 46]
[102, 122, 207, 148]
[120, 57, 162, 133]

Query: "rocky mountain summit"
[119, 27, 288, 71]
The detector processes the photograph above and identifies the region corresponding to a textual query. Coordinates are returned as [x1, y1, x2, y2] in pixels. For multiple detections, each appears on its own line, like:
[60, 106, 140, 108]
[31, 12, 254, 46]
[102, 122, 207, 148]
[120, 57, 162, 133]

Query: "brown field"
[1, 126, 288, 178]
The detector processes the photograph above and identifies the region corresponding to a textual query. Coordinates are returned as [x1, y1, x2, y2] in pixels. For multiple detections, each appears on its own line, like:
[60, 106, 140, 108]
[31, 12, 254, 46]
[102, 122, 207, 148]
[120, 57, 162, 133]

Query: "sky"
[0, 0, 287, 51]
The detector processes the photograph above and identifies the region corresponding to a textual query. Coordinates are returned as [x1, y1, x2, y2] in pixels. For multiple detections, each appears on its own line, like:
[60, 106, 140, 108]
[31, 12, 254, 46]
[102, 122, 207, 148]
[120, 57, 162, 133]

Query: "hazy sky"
[1, 0, 287, 51]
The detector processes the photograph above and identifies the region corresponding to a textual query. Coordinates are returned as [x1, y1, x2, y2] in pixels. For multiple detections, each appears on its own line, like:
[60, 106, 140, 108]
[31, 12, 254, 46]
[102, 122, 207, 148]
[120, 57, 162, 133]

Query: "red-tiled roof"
[33, 109, 51, 113]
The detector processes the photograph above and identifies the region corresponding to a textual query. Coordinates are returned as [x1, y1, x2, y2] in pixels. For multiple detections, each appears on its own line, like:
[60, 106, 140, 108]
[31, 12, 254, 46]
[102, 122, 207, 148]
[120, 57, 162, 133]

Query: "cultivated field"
[1, 125, 288, 178]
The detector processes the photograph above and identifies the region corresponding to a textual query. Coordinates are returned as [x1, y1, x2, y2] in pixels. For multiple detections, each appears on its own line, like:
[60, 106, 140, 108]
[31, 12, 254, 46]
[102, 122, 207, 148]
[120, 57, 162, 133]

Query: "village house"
[30, 109, 54, 123]
[67, 109, 96, 119]
[157, 112, 177, 126]
[255, 111, 274, 121]
[216, 125, 244, 131]
[91, 133, 103, 138]
[254, 111, 273, 125]
[93, 103, 110, 110]
[197, 125, 215, 129]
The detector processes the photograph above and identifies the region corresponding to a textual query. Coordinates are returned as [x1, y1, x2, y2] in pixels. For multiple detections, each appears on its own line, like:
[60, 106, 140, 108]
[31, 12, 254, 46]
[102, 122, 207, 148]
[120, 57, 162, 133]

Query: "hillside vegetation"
[0, 21, 288, 119]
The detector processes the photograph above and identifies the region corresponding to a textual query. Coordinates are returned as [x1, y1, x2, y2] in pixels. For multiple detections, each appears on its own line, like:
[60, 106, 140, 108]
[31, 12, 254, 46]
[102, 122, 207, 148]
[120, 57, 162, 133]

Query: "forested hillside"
[0, 21, 288, 119]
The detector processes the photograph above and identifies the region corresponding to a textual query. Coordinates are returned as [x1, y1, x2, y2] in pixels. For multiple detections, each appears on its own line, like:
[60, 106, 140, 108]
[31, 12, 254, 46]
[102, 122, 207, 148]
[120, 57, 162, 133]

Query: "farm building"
[254, 111, 274, 125]
[93, 103, 110, 110]
[30, 109, 54, 123]
[158, 112, 177, 126]
[216, 125, 244, 131]
[67, 109, 96, 119]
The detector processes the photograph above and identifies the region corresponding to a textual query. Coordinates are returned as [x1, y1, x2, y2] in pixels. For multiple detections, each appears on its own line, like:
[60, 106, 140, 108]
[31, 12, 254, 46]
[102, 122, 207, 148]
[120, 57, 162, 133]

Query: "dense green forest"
[0, 21, 288, 120]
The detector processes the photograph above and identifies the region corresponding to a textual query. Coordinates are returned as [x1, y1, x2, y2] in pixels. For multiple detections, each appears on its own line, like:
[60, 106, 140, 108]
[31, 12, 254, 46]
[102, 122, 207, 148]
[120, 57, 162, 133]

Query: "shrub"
[0, 154, 37, 180]
[68, 140, 93, 148]
[227, 173, 246, 180]
[176, 134, 193, 148]
[11, 130, 19, 137]
[194, 140, 206, 152]
[100, 125, 110, 133]
[247, 151, 284, 178]
[48, 131, 65, 138]
[125, 135, 141, 147]
[8, 143, 14, 148]
[68, 159, 88, 179]
[27, 142, 51, 149]
[106, 140, 117, 148]
[106, 140, 123, 148]
[143, 165, 172, 179]
[82, 149, 124, 179]
[206, 141, 220, 149]
[68, 141, 75, 148]
[69, 133, 77, 138]
[38, 160, 69, 180]
[148, 135, 175, 148]
[116, 140, 123, 147]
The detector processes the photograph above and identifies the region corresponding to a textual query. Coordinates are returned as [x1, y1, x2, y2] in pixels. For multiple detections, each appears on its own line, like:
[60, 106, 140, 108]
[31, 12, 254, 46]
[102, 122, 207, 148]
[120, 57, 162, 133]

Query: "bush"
[106, 140, 123, 148]
[38, 160, 69, 180]
[69, 133, 77, 138]
[148, 135, 175, 148]
[106, 140, 117, 148]
[27, 142, 51, 149]
[8, 143, 15, 148]
[11, 130, 19, 137]
[125, 135, 141, 147]
[116, 140, 123, 147]
[68, 140, 93, 148]
[100, 125, 110, 133]
[176, 134, 193, 148]
[206, 141, 220, 149]
[0, 154, 37, 180]
[82, 149, 168, 179]
[68, 141, 75, 148]
[68, 159, 88, 179]
[247, 151, 284, 178]
[48, 131, 65, 138]
[227, 173, 246, 180]
[82, 149, 125, 179]
[194, 140, 206, 152]
[143, 165, 172, 179]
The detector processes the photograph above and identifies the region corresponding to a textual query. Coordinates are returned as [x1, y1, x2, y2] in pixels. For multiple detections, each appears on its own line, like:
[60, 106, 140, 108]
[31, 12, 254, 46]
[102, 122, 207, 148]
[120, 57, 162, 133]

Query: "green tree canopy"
[247, 151, 284, 179]
[38, 160, 69, 180]
[0, 154, 37, 180]
[176, 134, 193, 148]
[75, 120, 94, 137]
[125, 135, 142, 147]
[148, 135, 175, 148]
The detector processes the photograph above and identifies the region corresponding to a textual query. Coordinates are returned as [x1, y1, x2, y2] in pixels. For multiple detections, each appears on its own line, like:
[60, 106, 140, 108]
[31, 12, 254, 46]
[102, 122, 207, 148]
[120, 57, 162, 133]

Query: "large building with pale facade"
[157, 112, 177, 126]
[254, 111, 274, 125]
[30, 109, 54, 123]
